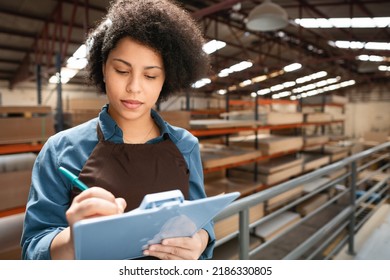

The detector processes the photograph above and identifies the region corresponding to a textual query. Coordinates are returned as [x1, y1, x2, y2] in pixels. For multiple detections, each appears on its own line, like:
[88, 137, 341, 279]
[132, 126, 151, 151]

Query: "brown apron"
[73, 124, 190, 212]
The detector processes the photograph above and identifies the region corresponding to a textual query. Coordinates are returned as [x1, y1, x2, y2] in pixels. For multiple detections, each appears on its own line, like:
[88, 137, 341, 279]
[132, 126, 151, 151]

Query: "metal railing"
[213, 141, 390, 260]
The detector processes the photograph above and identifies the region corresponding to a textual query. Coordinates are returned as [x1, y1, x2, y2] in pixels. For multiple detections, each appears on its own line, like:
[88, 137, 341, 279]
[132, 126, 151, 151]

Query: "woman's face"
[103, 37, 165, 126]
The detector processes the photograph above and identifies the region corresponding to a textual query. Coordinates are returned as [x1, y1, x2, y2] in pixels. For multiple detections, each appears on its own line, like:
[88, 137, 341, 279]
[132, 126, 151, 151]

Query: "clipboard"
[73, 189, 240, 260]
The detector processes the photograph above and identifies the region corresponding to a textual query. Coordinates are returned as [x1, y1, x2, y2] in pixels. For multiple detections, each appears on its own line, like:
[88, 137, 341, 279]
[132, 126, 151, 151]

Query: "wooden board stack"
[220, 110, 303, 125]
[0, 153, 36, 212]
[257, 135, 303, 155]
[0, 106, 54, 144]
[301, 95, 348, 105]
[304, 112, 332, 123]
[230, 134, 303, 155]
[303, 134, 329, 151]
[266, 185, 304, 211]
[323, 144, 350, 162]
[296, 193, 329, 216]
[189, 118, 258, 129]
[301, 177, 331, 194]
[214, 203, 264, 241]
[200, 143, 262, 169]
[204, 177, 261, 198]
[64, 97, 108, 127]
[159, 110, 191, 129]
[254, 211, 301, 241]
[257, 154, 303, 185]
[301, 153, 330, 172]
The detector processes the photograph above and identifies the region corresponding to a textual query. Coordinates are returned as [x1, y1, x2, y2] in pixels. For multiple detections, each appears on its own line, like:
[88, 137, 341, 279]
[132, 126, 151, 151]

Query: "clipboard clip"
[139, 189, 184, 210]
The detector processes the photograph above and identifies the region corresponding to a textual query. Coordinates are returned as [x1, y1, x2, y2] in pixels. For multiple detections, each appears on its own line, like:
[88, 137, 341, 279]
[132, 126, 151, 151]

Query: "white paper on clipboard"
[72, 189, 240, 260]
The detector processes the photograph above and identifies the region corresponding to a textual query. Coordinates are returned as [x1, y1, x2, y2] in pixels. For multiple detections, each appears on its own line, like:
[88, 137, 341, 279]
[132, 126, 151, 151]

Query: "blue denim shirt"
[21, 105, 215, 260]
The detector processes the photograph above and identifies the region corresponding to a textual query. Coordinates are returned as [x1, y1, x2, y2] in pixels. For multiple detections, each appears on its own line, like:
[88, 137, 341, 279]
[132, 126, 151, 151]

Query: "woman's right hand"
[50, 187, 126, 259]
[66, 187, 127, 227]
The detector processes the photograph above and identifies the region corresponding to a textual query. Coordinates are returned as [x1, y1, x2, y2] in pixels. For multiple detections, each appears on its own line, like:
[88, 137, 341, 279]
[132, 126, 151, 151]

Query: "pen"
[59, 166, 89, 191]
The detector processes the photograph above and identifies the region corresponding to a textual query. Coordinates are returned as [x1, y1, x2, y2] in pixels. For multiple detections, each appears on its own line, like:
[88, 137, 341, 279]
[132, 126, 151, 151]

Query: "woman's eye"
[115, 69, 128, 74]
[145, 75, 156, 79]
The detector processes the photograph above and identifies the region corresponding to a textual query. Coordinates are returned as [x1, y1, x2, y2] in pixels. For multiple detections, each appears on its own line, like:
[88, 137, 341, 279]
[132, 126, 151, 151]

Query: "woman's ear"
[102, 64, 106, 82]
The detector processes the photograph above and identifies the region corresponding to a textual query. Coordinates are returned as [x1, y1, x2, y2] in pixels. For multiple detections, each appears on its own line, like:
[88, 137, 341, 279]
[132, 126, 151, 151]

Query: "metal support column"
[254, 94, 259, 182]
[185, 91, 190, 111]
[348, 161, 357, 255]
[56, 53, 64, 132]
[239, 208, 250, 260]
[225, 93, 230, 146]
[36, 64, 42, 105]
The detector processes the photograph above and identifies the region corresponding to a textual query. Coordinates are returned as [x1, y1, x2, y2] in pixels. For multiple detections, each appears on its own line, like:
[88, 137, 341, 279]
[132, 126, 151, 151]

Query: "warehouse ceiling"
[0, 0, 389, 101]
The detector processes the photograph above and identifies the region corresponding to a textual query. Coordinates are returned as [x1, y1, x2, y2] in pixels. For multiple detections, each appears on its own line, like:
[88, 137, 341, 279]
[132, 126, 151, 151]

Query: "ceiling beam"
[191, 0, 242, 19]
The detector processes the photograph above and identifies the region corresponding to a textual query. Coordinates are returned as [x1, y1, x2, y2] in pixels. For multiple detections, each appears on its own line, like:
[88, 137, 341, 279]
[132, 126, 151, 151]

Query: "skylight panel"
[203, 39, 226, 54]
[283, 63, 302, 72]
[296, 17, 390, 28]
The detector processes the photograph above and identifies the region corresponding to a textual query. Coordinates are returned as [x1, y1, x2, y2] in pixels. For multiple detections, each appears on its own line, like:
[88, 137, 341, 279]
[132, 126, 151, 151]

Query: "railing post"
[239, 208, 250, 259]
[348, 161, 357, 255]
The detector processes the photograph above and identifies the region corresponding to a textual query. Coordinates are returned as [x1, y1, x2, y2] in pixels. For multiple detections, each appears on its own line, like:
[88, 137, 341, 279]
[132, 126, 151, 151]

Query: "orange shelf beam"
[190, 109, 226, 115]
[0, 206, 25, 218]
[190, 126, 255, 137]
[0, 143, 44, 155]
[190, 121, 344, 137]
[301, 103, 345, 108]
[228, 99, 298, 106]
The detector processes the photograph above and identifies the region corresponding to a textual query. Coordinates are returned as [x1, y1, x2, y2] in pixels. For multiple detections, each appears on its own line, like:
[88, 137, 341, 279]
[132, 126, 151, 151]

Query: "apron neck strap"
[96, 123, 105, 141]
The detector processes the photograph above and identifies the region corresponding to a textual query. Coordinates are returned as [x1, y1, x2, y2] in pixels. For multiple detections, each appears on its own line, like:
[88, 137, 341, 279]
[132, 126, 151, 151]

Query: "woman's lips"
[121, 99, 143, 110]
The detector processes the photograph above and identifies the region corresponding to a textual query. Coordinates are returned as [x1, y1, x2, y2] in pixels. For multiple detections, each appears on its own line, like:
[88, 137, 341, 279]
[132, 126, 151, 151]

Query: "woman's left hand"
[143, 229, 209, 260]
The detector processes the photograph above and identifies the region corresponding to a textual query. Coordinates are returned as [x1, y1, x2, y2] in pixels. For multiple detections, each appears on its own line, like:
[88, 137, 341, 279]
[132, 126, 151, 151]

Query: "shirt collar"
[98, 104, 119, 141]
[150, 109, 179, 143]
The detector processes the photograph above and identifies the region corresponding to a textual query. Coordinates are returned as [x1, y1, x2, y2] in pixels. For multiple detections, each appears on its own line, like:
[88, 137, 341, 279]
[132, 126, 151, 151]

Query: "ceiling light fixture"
[246, 0, 289, 32]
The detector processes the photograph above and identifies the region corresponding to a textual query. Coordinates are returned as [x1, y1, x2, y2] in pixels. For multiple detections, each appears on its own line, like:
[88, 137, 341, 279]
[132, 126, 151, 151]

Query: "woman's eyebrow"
[112, 58, 163, 70]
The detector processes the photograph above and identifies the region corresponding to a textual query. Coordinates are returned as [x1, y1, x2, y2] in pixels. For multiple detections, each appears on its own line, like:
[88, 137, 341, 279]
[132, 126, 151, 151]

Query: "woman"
[21, 0, 215, 260]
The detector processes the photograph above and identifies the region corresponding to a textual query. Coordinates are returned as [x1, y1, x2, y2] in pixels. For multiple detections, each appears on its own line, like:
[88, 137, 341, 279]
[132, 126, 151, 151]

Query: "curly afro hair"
[86, 0, 210, 102]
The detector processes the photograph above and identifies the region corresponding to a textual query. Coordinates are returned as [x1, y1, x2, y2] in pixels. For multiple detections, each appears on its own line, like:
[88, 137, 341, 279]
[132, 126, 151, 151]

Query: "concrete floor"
[334, 203, 390, 260]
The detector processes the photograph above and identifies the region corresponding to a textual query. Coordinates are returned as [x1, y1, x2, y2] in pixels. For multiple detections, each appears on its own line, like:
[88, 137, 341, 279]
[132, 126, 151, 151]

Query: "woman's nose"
[126, 76, 141, 93]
